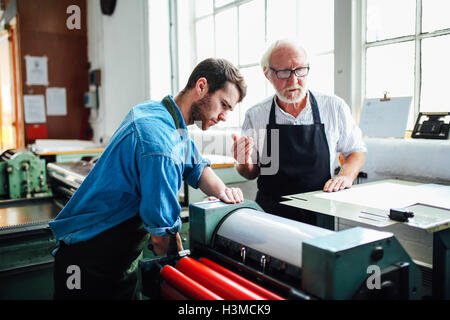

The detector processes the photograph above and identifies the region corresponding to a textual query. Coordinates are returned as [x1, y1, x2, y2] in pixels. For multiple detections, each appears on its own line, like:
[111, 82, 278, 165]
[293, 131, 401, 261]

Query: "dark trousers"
[53, 214, 149, 300]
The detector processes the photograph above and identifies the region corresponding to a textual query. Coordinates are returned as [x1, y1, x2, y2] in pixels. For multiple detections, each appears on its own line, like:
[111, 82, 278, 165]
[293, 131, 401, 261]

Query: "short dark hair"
[181, 58, 247, 102]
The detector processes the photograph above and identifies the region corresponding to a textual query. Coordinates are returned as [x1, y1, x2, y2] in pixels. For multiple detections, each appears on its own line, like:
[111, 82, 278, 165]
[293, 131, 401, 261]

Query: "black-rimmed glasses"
[269, 66, 310, 79]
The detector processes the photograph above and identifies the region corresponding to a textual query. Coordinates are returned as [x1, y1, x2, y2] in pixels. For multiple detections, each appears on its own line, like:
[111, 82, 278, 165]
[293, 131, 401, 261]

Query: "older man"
[232, 39, 366, 223]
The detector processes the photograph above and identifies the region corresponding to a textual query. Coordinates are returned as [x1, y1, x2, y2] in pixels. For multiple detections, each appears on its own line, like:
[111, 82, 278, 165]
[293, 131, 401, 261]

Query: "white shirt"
[242, 91, 367, 176]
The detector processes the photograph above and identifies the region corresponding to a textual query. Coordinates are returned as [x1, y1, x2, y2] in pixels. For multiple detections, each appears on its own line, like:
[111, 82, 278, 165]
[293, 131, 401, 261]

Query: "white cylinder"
[216, 208, 334, 268]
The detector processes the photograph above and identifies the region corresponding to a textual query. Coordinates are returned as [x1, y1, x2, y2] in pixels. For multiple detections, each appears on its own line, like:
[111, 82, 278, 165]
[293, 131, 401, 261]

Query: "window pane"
[308, 53, 334, 95]
[267, 0, 297, 43]
[149, 0, 171, 99]
[195, 0, 213, 17]
[421, 35, 450, 113]
[215, 8, 238, 65]
[365, 42, 415, 99]
[215, 0, 234, 8]
[366, 0, 415, 42]
[239, 0, 265, 65]
[239, 66, 268, 118]
[422, 0, 450, 33]
[178, 0, 193, 91]
[196, 16, 215, 62]
[298, 0, 334, 54]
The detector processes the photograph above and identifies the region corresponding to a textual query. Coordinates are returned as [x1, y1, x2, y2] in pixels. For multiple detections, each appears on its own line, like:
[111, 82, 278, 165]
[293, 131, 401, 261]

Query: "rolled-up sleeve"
[183, 139, 211, 188]
[336, 101, 367, 158]
[138, 154, 183, 236]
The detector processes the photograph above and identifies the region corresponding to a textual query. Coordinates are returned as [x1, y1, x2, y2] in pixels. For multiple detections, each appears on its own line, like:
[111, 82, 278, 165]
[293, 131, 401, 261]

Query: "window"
[364, 0, 450, 128]
[148, 0, 172, 100]
[184, 0, 334, 128]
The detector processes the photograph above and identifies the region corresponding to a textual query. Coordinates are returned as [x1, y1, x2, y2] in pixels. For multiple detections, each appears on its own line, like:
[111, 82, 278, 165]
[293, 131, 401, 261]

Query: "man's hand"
[231, 134, 254, 165]
[323, 175, 353, 192]
[218, 187, 243, 203]
[198, 167, 245, 204]
[150, 233, 183, 256]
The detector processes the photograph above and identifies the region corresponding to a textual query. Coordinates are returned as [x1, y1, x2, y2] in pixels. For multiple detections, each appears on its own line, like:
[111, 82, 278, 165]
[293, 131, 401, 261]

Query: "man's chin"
[278, 91, 307, 104]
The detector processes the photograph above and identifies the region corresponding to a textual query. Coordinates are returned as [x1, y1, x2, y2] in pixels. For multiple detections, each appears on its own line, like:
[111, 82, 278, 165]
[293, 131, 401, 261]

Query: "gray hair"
[260, 39, 309, 76]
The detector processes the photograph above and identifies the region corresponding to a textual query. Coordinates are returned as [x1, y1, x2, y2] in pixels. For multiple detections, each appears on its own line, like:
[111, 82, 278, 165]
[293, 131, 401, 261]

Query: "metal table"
[281, 179, 450, 299]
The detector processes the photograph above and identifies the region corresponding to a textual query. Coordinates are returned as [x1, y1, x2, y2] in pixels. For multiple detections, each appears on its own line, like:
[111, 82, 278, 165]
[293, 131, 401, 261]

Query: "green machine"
[183, 200, 423, 300]
[0, 149, 57, 299]
[0, 149, 52, 200]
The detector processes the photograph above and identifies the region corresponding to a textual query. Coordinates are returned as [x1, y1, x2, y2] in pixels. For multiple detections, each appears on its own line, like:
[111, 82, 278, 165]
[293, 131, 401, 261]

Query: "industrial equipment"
[0, 149, 51, 200]
[139, 200, 423, 300]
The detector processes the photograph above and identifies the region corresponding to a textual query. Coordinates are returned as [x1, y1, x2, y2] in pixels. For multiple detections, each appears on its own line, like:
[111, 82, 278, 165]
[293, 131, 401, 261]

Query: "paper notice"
[25, 56, 49, 86]
[46, 87, 67, 116]
[24, 95, 46, 123]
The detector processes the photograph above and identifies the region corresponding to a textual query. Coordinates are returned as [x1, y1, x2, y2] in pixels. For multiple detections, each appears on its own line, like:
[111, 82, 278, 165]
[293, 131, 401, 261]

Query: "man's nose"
[287, 71, 297, 85]
[218, 112, 227, 122]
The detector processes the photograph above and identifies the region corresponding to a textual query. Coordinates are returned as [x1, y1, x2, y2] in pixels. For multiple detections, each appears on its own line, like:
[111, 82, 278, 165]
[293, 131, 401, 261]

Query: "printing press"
[139, 199, 423, 300]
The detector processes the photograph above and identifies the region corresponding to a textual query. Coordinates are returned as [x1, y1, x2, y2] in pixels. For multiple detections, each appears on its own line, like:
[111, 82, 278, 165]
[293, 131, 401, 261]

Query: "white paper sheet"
[46, 88, 67, 116]
[23, 95, 46, 124]
[25, 56, 49, 86]
[315, 182, 421, 211]
[413, 184, 450, 210]
[315, 182, 450, 211]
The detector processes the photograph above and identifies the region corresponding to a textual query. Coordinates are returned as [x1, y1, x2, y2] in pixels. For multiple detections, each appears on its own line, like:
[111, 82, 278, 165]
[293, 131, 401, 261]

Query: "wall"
[16, 0, 88, 144]
[87, 0, 149, 144]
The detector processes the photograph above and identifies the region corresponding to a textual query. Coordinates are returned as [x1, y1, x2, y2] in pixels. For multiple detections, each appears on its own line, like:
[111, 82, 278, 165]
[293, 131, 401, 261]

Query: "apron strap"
[162, 95, 181, 130]
[308, 91, 322, 124]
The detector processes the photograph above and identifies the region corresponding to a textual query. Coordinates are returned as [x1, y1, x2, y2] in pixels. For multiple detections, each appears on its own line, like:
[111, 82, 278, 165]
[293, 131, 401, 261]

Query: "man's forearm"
[236, 163, 260, 180]
[151, 233, 183, 256]
[197, 166, 227, 198]
[339, 152, 365, 181]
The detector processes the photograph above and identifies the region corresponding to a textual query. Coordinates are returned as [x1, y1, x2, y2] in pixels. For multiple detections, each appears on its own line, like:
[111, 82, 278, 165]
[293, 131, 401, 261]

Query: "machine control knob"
[371, 246, 384, 261]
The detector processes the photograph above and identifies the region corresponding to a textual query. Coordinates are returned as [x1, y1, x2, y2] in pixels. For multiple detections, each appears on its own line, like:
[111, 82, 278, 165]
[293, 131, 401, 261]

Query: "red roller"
[160, 282, 189, 300]
[176, 257, 266, 300]
[161, 265, 223, 300]
[199, 257, 285, 300]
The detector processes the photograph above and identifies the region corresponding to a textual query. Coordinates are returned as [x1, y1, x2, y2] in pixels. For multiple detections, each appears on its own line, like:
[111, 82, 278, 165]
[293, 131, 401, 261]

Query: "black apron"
[53, 96, 180, 299]
[256, 91, 331, 224]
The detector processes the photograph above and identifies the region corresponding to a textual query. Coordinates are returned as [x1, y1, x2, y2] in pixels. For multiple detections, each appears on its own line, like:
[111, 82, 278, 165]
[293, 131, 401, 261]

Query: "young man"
[50, 58, 247, 299]
[232, 39, 366, 223]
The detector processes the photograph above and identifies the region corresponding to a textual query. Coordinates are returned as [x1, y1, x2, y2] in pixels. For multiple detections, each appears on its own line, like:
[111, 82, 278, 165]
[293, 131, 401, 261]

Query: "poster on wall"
[46, 87, 67, 116]
[23, 95, 46, 123]
[25, 56, 49, 86]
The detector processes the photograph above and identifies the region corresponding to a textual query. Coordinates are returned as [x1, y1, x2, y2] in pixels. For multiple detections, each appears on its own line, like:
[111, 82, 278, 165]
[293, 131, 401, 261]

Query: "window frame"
[362, 0, 450, 118]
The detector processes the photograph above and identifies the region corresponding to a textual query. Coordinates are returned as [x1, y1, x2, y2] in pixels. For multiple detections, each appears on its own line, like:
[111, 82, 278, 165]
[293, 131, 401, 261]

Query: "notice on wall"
[359, 97, 412, 138]
[24, 95, 46, 123]
[46, 87, 67, 116]
[25, 56, 49, 86]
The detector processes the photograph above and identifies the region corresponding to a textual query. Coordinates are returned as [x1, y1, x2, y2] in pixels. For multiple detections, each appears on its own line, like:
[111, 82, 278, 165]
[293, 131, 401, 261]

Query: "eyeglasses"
[269, 66, 310, 79]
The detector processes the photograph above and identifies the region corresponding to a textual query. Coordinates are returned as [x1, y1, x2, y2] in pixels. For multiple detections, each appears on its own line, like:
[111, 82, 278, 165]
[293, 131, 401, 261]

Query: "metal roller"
[215, 208, 334, 268]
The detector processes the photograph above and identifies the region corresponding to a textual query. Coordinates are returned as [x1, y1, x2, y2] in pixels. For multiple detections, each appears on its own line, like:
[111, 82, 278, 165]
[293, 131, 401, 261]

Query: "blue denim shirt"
[49, 96, 209, 251]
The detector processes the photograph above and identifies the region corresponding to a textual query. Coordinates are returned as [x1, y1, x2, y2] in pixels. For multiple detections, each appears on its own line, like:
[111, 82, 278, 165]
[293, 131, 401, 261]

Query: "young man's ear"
[195, 77, 209, 98]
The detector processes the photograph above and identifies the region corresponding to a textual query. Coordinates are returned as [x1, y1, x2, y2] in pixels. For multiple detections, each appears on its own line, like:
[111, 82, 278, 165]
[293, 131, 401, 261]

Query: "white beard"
[276, 85, 307, 104]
